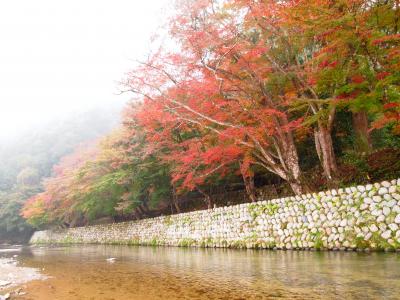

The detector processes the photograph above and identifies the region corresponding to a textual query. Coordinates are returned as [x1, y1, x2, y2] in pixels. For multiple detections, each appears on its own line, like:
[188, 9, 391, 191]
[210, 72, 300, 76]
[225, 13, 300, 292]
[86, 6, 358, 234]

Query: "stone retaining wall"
[30, 179, 400, 251]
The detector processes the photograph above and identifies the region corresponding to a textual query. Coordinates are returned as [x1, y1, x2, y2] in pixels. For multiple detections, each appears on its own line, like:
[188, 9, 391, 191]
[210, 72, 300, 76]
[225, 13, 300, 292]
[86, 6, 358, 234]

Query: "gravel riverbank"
[0, 248, 46, 299]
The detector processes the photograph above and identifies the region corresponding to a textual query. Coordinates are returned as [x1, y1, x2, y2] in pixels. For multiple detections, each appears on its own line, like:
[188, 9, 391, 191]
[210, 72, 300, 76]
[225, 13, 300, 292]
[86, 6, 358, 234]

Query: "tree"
[124, 0, 308, 194]
[22, 143, 99, 228]
[288, 0, 400, 156]
[16, 167, 40, 186]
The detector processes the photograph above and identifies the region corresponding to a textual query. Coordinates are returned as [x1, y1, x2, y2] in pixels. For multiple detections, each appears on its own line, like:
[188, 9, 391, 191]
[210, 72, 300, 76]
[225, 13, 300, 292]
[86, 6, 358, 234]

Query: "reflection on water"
[13, 245, 400, 299]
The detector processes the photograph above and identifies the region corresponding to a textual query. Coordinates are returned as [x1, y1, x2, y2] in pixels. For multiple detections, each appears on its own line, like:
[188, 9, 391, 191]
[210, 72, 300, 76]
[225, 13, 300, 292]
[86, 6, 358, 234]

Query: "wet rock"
[0, 293, 10, 300]
[0, 281, 10, 287]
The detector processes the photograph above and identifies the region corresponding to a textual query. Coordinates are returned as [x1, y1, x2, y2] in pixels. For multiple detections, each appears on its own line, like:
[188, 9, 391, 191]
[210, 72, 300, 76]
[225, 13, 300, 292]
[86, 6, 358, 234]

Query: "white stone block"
[382, 181, 391, 188]
[377, 215, 385, 223]
[384, 194, 392, 201]
[370, 224, 378, 232]
[373, 196, 382, 203]
[357, 185, 365, 192]
[395, 214, 400, 224]
[383, 207, 391, 216]
[379, 187, 389, 195]
[381, 230, 391, 239]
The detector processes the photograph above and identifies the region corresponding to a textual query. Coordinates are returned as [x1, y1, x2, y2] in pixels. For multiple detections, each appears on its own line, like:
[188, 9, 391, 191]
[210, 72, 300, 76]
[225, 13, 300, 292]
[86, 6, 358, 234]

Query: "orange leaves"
[372, 34, 400, 46]
[21, 130, 131, 226]
[20, 194, 46, 220]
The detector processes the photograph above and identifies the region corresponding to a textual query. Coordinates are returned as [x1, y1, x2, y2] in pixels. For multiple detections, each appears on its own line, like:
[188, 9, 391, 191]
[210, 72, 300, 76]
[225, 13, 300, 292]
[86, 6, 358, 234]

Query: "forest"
[0, 107, 120, 242]
[16, 0, 400, 231]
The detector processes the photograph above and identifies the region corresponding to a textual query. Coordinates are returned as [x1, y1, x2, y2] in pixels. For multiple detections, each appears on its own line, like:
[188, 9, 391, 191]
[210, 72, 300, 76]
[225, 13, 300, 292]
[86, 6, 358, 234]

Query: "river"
[1, 245, 400, 299]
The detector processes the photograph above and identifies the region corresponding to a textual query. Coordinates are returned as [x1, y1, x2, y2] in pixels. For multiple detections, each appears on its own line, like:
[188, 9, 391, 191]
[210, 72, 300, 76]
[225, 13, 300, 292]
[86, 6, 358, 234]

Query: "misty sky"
[0, 0, 170, 139]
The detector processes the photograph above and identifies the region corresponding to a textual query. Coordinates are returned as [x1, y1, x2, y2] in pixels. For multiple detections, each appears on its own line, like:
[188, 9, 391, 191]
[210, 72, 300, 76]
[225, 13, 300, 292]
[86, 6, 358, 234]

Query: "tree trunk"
[196, 187, 214, 209]
[288, 179, 304, 195]
[276, 128, 307, 195]
[258, 134, 306, 195]
[172, 186, 181, 214]
[285, 136, 306, 194]
[239, 162, 257, 202]
[352, 110, 371, 154]
[137, 205, 146, 215]
[243, 173, 257, 202]
[314, 123, 338, 183]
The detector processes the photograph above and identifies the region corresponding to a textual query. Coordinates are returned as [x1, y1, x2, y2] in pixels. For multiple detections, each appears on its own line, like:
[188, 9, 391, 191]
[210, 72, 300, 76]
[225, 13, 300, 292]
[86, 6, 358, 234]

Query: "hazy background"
[0, 0, 171, 242]
[0, 0, 170, 141]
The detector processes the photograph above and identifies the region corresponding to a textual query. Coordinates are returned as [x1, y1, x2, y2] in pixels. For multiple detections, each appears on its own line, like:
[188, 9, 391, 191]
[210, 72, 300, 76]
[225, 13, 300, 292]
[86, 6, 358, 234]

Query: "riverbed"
[1, 245, 400, 299]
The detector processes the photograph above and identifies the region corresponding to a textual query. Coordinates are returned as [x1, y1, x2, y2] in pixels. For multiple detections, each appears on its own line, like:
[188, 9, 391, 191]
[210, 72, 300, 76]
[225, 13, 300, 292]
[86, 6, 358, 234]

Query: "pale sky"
[0, 0, 170, 139]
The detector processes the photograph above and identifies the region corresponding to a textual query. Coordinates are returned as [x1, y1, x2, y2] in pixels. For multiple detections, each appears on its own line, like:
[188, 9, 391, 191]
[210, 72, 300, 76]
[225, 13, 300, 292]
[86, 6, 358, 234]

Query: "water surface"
[8, 245, 400, 299]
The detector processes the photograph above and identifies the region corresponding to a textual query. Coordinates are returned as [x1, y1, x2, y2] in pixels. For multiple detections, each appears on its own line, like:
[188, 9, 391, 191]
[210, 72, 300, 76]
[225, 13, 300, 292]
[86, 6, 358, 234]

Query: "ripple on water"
[8, 245, 400, 300]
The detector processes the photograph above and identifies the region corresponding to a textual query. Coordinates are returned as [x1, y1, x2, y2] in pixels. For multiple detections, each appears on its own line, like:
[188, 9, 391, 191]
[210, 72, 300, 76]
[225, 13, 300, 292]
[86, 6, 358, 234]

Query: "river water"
[3, 245, 400, 299]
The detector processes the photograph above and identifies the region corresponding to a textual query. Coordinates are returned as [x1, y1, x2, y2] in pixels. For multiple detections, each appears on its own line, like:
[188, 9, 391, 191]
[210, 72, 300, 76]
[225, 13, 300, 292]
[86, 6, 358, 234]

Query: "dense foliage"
[22, 0, 400, 229]
[0, 107, 120, 242]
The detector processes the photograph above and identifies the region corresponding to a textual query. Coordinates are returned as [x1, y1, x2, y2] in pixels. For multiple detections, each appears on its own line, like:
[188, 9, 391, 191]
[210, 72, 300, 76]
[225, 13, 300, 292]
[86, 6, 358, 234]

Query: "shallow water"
[5, 245, 400, 299]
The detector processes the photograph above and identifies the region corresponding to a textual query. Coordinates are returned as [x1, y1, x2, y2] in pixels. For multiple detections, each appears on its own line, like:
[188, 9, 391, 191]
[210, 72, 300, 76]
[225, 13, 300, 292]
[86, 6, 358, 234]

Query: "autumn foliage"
[22, 0, 400, 228]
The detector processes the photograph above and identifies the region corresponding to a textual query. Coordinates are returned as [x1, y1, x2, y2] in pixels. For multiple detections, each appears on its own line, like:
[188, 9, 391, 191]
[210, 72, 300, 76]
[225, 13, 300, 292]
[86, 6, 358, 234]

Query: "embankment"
[31, 179, 400, 251]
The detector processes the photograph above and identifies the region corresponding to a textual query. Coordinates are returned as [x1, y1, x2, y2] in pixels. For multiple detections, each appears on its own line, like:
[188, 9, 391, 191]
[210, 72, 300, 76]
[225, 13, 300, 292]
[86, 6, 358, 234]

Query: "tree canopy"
[21, 0, 400, 230]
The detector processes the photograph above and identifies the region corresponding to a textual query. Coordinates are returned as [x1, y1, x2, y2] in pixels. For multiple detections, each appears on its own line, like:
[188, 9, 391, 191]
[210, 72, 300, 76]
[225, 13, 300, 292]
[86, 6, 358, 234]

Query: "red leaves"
[372, 34, 400, 45]
[316, 28, 337, 41]
[318, 60, 338, 69]
[383, 103, 400, 110]
[120, 0, 316, 192]
[307, 77, 317, 86]
[247, 46, 268, 58]
[376, 72, 391, 81]
[21, 131, 130, 226]
[203, 145, 242, 165]
[351, 75, 365, 84]
[371, 102, 400, 135]
[282, 117, 304, 132]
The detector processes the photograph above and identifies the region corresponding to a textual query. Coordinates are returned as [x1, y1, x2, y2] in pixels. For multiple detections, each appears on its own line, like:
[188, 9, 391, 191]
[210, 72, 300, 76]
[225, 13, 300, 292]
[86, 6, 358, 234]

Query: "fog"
[0, 0, 170, 141]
